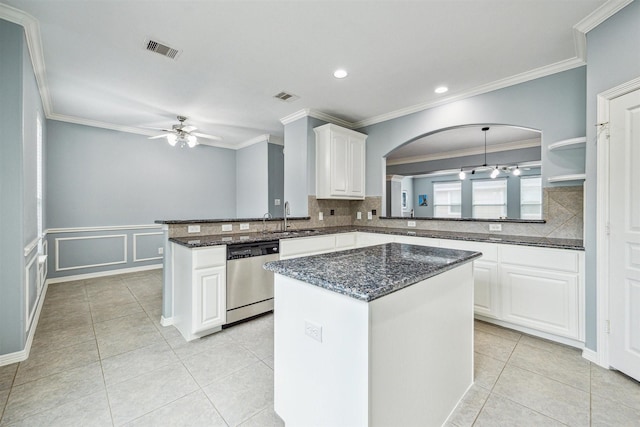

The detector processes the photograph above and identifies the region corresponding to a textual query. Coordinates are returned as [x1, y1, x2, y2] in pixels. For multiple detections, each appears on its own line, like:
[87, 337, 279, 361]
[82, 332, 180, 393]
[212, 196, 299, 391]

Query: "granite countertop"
[169, 225, 584, 250]
[155, 216, 310, 224]
[263, 243, 482, 302]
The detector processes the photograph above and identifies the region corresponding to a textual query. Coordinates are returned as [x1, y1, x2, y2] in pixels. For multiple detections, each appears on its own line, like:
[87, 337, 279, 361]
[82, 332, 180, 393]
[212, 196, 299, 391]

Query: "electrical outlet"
[187, 225, 200, 233]
[305, 320, 322, 342]
[372, 209, 377, 216]
[357, 211, 362, 220]
[221, 224, 232, 232]
[407, 221, 416, 227]
[367, 212, 373, 220]
[319, 212, 324, 221]
[240, 223, 250, 230]
[489, 223, 502, 232]
[157, 247, 164, 255]
[274, 199, 281, 206]
[330, 209, 335, 216]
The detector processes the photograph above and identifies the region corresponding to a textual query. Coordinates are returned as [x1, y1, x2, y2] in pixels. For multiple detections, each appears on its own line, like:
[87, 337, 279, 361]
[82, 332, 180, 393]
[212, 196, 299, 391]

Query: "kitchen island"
[264, 243, 481, 427]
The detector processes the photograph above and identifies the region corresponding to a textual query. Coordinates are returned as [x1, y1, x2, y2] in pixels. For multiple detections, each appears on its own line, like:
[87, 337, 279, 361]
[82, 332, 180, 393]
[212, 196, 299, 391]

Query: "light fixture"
[333, 69, 348, 79]
[512, 166, 521, 176]
[459, 169, 466, 180]
[490, 166, 500, 179]
[166, 134, 177, 147]
[435, 86, 448, 94]
[167, 133, 198, 148]
[458, 127, 522, 179]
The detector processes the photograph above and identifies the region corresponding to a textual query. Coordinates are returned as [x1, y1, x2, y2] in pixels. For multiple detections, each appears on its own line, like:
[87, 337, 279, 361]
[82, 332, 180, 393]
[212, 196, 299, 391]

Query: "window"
[520, 176, 542, 220]
[473, 179, 507, 219]
[433, 181, 461, 218]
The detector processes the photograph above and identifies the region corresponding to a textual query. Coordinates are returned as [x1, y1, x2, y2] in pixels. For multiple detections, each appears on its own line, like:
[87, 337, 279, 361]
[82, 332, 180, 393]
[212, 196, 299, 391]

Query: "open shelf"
[548, 137, 586, 151]
[547, 174, 586, 183]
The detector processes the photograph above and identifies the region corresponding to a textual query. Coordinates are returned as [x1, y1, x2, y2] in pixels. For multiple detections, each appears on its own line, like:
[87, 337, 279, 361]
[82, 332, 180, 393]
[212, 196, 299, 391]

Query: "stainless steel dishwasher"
[226, 240, 279, 324]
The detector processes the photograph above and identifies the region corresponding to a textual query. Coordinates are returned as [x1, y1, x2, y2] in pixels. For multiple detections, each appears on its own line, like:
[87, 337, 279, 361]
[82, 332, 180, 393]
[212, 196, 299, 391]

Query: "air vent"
[274, 91, 299, 102]
[145, 39, 180, 59]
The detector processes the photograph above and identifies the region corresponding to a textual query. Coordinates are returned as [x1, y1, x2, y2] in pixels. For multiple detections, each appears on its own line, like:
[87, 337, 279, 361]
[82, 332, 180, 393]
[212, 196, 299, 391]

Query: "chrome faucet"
[283, 201, 290, 231]
[262, 212, 272, 233]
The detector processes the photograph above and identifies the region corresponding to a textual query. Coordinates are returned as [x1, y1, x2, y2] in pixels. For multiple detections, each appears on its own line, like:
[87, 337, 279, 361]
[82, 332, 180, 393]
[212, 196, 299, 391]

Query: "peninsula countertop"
[263, 243, 482, 302]
[168, 225, 584, 251]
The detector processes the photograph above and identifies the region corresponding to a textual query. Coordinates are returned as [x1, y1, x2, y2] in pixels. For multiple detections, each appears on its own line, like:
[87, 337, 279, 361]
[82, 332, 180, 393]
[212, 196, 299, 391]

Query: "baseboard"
[47, 263, 162, 284]
[0, 280, 49, 367]
[582, 347, 599, 364]
[161, 316, 174, 327]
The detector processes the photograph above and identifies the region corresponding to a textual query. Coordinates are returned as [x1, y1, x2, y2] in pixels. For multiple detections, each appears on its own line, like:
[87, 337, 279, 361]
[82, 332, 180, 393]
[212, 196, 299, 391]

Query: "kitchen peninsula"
[264, 243, 481, 427]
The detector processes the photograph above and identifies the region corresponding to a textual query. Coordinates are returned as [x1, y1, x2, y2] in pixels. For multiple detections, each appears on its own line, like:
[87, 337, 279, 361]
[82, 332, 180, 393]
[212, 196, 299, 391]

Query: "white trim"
[161, 316, 175, 327]
[475, 315, 585, 349]
[47, 263, 162, 284]
[233, 134, 284, 150]
[55, 234, 127, 272]
[23, 236, 40, 257]
[25, 254, 38, 331]
[133, 232, 163, 262]
[582, 347, 599, 364]
[386, 139, 541, 166]
[595, 76, 640, 369]
[0, 280, 48, 367]
[280, 109, 354, 128]
[574, 0, 634, 34]
[46, 224, 162, 234]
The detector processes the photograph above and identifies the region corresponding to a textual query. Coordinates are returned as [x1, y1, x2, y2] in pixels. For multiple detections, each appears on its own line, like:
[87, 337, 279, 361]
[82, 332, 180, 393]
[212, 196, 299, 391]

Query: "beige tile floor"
[1, 270, 639, 426]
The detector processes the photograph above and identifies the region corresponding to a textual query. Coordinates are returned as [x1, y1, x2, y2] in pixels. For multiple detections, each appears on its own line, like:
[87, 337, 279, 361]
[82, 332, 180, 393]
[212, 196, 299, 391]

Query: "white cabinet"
[356, 232, 395, 247]
[172, 243, 226, 341]
[315, 124, 367, 200]
[499, 245, 583, 340]
[394, 235, 440, 247]
[280, 235, 337, 260]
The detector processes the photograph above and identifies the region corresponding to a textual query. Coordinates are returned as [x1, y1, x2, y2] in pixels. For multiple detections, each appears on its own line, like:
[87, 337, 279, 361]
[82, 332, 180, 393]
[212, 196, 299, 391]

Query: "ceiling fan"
[148, 116, 222, 148]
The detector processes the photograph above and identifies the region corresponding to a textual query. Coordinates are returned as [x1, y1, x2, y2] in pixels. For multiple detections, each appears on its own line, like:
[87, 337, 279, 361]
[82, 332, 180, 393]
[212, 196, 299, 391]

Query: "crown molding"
[386, 138, 541, 166]
[280, 108, 354, 128]
[574, 0, 633, 34]
[233, 133, 284, 150]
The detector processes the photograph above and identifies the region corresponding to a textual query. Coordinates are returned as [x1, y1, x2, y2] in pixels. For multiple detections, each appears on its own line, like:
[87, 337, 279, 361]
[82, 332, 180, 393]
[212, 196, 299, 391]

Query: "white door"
[609, 88, 640, 381]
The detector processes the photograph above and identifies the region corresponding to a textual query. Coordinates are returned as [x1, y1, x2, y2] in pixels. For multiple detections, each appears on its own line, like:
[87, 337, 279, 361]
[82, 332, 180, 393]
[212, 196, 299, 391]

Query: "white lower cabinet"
[356, 232, 395, 247]
[193, 265, 226, 333]
[173, 243, 226, 341]
[471, 260, 500, 319]
[280, 235, 337, 260]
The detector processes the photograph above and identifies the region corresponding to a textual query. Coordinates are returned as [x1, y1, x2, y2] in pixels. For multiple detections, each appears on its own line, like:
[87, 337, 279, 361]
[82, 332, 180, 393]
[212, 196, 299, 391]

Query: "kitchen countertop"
[155, 216, 310, 224]
[168, 225, 584, 250]
[263, 243, 481, 302]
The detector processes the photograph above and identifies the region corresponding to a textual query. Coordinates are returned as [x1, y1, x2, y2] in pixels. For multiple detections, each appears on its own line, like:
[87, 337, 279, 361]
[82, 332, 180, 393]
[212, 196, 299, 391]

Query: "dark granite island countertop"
[264, 242, 481, 302]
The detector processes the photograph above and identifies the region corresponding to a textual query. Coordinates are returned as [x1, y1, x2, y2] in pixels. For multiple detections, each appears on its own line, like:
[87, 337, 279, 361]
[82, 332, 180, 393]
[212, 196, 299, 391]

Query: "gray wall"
[236, 141, 268, 218]
[268, 143, 285, 217]
[585, 1, 640, 351]
[45, 120, 237, 278]
[357, 67, 587, 198]
[0, 20, 45, 356]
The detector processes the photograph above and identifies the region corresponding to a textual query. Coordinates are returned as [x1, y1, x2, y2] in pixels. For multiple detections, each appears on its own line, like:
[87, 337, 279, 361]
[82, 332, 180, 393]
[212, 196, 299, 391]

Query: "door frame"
[595, 76, 640, 368]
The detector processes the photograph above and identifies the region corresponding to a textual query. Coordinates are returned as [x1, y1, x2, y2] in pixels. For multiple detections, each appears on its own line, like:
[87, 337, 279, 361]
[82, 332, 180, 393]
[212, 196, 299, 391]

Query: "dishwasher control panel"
[227, 241, 280, 260]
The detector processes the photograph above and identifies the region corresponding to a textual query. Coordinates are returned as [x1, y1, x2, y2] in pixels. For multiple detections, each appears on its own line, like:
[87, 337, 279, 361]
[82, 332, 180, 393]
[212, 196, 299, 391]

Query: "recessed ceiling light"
[333, 69, 348, 79]
[435, 86, 448, 94]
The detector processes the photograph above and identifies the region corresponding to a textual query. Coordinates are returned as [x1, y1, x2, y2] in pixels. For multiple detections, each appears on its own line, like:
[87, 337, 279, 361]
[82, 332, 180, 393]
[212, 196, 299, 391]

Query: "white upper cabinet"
[315, 124, 367, 200]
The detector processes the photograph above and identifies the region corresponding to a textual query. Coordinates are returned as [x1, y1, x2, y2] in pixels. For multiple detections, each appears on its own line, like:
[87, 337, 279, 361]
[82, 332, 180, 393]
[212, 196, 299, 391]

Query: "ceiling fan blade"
[182, 125, 197, 133]
[148, 134, 170, 140]
[192, 132, 223, 141]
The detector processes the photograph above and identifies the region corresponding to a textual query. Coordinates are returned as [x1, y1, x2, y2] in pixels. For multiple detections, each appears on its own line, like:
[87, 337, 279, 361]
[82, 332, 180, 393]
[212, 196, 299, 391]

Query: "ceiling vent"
[145, 39, 180, 59]
[274, 91, 299, 102]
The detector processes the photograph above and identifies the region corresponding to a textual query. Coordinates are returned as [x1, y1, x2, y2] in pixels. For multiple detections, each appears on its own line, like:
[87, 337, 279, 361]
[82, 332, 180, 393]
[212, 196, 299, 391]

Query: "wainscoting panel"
[133, 232, 164, 262]
[47, 225, 163, 280]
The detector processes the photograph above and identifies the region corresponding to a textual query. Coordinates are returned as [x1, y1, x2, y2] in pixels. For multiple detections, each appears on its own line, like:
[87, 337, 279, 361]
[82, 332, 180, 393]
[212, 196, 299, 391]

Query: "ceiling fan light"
[166, 134, 177, 146]
[187, 134, 198, 148]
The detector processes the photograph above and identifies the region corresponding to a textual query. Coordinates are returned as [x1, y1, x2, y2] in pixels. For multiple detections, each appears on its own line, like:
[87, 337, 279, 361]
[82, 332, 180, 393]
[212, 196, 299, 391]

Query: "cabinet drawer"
[193, 246, 226, 269]
[440, 239, 498, 262]
[500, 245, 579, 273]
[280, 235, 336, 259]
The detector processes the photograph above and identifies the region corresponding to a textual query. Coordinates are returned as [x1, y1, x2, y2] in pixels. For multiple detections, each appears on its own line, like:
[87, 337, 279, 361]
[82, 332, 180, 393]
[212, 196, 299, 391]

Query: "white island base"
[274, 263, 474, 427]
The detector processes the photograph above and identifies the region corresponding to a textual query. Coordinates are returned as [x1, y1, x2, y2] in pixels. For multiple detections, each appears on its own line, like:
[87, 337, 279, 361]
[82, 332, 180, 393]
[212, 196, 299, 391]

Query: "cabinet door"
[473, 261, 499, 318]
[193, 266, 226, 333]
[348, 137, 365, 198]
[280, 235, 336, 259]
[500, 265, 579, 339]
[356, 232, 395, 248]
[330, 132, 350, 196]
